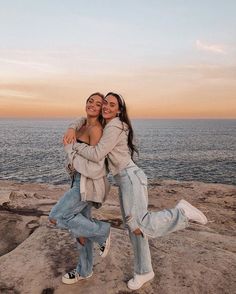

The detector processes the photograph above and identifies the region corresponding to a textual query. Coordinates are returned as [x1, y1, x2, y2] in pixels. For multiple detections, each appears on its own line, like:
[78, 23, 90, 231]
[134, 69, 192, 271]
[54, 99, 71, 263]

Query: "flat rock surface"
[0, 179, 235, 294]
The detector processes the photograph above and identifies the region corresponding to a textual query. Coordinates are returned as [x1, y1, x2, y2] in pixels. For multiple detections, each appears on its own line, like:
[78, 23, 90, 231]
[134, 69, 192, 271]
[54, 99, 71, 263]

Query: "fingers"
[65, 138, 76, 144]
[63, 129, 76, 145]
[63, 137, 68, 145]
[63, 135, 76, 145]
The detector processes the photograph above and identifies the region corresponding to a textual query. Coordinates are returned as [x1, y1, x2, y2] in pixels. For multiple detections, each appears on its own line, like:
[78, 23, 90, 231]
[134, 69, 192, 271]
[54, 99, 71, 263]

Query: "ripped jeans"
[114, 161, 188, 274]
[49, 173, 110, 277]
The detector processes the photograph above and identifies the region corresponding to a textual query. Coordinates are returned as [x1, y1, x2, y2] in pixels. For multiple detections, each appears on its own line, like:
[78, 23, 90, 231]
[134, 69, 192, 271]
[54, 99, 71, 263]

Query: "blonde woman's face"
[102, 95, 120, 122]
[86, 95, 103, 117]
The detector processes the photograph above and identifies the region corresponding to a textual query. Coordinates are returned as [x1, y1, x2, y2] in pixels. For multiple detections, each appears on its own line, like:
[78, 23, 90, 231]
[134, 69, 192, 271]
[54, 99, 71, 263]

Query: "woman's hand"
[63, 128, 76, 145]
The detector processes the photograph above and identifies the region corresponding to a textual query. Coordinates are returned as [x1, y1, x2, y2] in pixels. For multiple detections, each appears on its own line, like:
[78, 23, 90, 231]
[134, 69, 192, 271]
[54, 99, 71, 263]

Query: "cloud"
[196, 40, 226, 54]
[0, 57, 60, 73]
[0, 89, 35, 99]
[184, 64, 236, 80]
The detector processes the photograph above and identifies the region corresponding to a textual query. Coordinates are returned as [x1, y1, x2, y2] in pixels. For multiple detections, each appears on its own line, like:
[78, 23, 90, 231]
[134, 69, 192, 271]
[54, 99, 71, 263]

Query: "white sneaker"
[62, 268, 93, 284]
[176, 199, 208, 225]
[99, 230, 111, 258]
[127, 271, 155, 290]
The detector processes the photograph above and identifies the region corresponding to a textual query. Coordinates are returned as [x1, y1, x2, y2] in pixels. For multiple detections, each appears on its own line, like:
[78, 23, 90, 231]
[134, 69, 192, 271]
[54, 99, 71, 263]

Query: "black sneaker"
[62, 269, 93, 284]
[99, 231, 111, 258]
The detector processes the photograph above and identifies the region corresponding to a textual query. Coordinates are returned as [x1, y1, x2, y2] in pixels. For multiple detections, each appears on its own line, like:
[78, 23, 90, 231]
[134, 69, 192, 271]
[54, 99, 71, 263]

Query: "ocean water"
[0, 119, 235, 185]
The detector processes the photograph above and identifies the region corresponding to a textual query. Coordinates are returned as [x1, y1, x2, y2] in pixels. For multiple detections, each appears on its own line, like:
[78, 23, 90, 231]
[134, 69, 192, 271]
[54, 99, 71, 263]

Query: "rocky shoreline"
[0, 179, 235, 294]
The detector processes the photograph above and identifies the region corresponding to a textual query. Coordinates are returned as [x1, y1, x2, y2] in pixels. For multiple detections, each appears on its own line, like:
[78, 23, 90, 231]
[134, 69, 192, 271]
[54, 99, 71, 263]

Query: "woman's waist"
[72, 172, 81, 182]
[107, 152, 132, 172]
[113, 160, 139, 178]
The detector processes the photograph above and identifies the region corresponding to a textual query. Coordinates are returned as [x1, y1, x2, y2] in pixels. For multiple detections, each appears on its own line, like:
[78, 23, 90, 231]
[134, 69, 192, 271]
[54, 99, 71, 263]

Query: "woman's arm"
[72, 125, 123, 162]
[64, 125, 107, 179]
[68, 117, 86, 130]
[63, 117, 86, 144]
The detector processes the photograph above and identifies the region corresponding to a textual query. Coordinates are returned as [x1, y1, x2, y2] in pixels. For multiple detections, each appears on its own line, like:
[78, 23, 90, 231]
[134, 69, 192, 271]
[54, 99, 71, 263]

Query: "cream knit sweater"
[69, 117, 132, 175]
[65, 116, 110, 205]
[64, 144, 110, 205]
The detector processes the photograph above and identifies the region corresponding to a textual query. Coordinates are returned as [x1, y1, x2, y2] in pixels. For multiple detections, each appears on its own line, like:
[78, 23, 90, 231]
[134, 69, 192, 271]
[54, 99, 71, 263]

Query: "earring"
[116, 112, 120, 117]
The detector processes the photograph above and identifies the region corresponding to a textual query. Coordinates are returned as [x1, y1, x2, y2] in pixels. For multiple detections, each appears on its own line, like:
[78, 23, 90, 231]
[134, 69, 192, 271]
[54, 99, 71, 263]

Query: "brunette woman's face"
[86, 95, 103, 117]
[102, 95, 120, 122]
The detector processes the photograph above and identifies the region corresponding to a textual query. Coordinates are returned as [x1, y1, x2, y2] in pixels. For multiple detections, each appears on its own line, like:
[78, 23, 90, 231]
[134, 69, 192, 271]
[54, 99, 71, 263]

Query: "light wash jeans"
[114, 161, 189, 275]
[49, 173, 110, 277]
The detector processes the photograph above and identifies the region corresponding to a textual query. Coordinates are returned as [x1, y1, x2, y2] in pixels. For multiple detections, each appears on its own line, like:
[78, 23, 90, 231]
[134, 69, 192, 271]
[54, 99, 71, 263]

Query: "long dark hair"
[105, 92, 138, 159]
[86, 92, 105, 125]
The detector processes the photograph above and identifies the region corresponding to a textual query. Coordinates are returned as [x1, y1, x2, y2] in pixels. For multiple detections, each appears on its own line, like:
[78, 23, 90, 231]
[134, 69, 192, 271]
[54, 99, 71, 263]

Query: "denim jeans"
[114, 161, 189, 274]
[49, 173, 110, 277]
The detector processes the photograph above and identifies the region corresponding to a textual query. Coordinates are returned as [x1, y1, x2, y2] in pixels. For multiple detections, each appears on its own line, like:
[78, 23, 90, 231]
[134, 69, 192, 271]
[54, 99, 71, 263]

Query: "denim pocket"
[134, 169, 147, 186]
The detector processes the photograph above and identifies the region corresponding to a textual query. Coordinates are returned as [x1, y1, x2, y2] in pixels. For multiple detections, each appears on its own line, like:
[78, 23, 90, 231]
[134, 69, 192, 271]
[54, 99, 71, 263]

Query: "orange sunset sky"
[0, 1, 236, 119]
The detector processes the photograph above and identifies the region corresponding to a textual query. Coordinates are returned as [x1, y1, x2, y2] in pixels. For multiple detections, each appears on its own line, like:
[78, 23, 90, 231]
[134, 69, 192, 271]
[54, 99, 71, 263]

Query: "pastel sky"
[0, 0, 236, 118]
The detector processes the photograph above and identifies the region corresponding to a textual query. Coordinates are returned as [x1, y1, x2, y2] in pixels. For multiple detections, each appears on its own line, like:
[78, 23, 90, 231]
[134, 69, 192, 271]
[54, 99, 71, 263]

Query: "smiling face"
[85, 94, 103, 118]
[102, 94, 120, 122]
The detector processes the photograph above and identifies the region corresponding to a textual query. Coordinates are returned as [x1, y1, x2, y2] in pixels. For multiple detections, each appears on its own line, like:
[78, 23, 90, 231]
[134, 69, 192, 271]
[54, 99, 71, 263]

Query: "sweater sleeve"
[64, 144, 106, 179]
[64, 144, 76, 164]
[68, 117, 86, 130]
[72, 125, 123, 162]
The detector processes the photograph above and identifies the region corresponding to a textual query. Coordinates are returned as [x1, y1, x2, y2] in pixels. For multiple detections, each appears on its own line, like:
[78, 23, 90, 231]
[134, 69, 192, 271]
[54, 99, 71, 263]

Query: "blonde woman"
[49, 93, 111, 285]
